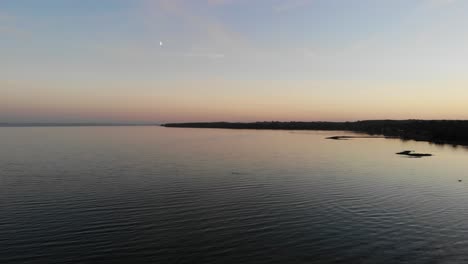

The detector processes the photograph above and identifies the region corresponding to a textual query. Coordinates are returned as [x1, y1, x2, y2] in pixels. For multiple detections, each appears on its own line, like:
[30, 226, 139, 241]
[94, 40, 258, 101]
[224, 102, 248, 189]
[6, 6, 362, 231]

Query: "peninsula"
[162, 120, 468, 146]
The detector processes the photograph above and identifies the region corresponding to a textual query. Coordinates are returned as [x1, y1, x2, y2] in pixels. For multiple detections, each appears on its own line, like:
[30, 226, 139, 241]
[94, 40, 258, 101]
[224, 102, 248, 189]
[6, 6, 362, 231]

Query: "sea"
[1, 126, 468, 263]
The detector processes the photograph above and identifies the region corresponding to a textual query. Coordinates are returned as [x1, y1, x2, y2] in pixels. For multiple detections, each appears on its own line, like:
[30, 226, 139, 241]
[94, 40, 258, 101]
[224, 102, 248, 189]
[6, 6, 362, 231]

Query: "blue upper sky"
[2, 0, 468, 122]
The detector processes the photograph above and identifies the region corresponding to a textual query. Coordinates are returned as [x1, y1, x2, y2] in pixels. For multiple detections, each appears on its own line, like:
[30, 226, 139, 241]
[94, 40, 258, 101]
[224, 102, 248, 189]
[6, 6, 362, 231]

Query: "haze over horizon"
[2, 0, 468, 123]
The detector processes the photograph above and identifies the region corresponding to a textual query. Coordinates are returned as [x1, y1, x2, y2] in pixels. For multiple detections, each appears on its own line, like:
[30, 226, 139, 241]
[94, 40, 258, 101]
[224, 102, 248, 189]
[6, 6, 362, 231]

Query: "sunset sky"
[2, 0, 468, 123]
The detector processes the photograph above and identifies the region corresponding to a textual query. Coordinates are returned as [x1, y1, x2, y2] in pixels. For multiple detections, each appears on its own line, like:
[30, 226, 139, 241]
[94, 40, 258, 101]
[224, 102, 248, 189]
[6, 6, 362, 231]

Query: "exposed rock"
[396, 150, 433, 158]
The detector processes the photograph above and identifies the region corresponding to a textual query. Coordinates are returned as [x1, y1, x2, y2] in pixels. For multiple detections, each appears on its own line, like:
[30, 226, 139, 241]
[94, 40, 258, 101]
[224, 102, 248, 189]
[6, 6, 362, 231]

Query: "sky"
[2, 0, 468, 123]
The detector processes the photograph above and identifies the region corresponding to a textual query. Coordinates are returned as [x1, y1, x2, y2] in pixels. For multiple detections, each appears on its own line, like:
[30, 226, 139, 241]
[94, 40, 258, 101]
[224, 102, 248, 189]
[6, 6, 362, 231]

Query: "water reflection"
[1, 126, 468, 264]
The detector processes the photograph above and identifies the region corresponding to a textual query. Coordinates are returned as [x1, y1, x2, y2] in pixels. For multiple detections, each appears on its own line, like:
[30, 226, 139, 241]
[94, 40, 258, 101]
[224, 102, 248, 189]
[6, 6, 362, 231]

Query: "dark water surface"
[1, 126, 468, 264]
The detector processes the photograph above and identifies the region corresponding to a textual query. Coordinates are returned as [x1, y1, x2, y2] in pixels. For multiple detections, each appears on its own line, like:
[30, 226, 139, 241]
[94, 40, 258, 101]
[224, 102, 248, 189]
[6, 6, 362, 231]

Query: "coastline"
[162, 120, 468, 147]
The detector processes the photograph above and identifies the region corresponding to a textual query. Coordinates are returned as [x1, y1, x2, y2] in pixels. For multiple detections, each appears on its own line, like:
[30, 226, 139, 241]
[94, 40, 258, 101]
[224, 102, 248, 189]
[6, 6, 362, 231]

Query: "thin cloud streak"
[206, 0, 234, 5]
[161, 51, 225, 59]
[428, 0, 459, 7]
[101, 42, 225, 61]
[273, 0, 314, 13]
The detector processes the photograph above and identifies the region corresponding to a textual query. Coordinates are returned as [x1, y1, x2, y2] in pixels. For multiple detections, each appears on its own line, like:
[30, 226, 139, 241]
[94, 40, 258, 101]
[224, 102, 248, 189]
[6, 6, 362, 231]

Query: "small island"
[396, 150, 433, 158]
[326, 135, 394, 140]
[162, 120, 468, 147]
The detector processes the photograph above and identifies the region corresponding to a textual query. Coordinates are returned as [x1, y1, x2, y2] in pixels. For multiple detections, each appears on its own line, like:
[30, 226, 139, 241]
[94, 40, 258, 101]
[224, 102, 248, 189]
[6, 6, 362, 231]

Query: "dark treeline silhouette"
[162, 120, 468, 146]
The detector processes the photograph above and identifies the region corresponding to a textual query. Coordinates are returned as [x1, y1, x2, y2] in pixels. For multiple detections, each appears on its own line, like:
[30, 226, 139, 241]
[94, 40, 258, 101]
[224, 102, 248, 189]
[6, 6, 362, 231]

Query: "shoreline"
[162, 120, 468, 147]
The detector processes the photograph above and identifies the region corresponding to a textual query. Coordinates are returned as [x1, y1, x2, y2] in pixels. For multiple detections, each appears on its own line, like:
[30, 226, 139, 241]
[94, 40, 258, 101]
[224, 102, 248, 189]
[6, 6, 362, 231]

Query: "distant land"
[0, 123, 158, 127]
[162, 120, 468, 146]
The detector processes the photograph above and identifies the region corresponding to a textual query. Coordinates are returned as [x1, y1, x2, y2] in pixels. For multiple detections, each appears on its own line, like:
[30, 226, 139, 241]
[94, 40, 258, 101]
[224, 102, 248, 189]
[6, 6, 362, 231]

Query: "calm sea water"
[1, 126, 468, 264]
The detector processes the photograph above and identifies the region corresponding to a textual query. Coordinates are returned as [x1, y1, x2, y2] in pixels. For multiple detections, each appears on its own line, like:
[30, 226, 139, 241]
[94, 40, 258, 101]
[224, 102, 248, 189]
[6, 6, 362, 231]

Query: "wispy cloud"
[428, 0, 459, 7]
[161, 51, 225, 59]
[273, 0, 314, 13]
[206, 0, 233, 5]
[303, 49, 317, 58]
[0, 12, 14, 21]
[0, 13, 29, 38]
[102, 42, 225, 61]
[143, 0, 248, 51]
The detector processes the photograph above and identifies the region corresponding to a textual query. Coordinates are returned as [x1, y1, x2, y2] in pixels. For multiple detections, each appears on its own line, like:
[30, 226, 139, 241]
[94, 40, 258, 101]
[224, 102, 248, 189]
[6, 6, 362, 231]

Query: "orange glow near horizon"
[3, 0, 468, 123]
[2, 79, 468, 123]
